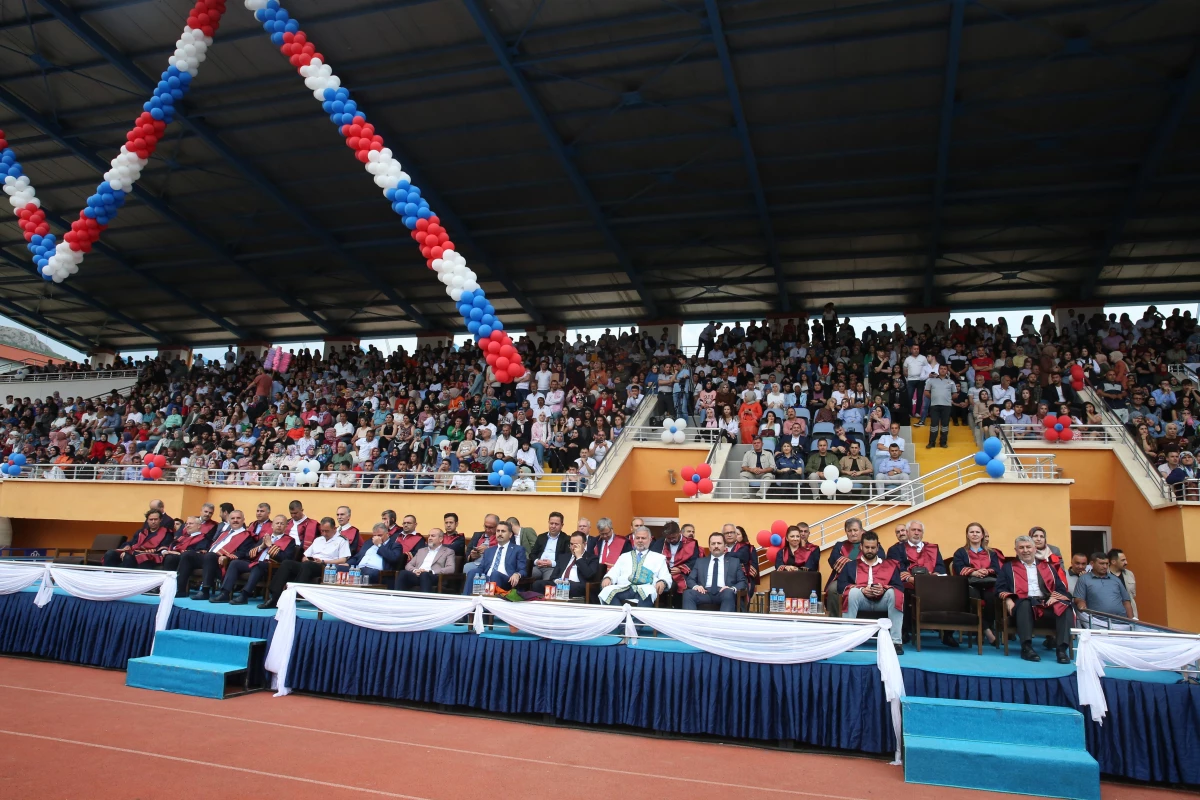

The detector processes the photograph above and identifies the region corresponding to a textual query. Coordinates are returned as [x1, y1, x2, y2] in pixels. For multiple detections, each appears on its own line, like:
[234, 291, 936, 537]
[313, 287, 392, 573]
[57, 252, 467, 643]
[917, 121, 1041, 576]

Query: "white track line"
[0, 681, 870, 800]
[0, 728, 426, 798]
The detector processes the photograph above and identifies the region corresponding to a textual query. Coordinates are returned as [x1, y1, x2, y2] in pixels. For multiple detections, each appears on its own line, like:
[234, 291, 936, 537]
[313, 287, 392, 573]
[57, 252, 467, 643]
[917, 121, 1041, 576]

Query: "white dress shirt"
[708, 554, 726, 589]
[1022, 561, 1043, 598]
[487, 543, 512, 578]
[416, 545, 442, 571]
[304, 535, 350, 562]
[211, 527, 246, 555]
[539, 535, 561, 564]
[357, 544, 384, 571]
[288, 516, 309, 545]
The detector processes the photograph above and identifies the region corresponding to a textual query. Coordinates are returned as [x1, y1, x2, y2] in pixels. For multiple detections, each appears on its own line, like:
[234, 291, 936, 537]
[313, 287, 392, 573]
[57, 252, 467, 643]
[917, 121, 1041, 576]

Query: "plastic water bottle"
[769, 588, 778, 612]
[809, 590, 819, 614]
[472, 572, 484, 595]
[349, 567, 358, 586]
[323, 564, 333, 584]
[557, 578, 567, 601]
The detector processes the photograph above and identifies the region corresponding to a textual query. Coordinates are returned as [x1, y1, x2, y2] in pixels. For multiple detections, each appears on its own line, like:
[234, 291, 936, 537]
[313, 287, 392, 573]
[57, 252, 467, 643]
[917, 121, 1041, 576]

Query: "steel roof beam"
[0, 293, 94, 352]
[1080, 51, 1200, 298]
[703, 0, 787, 312]
[922, 0, 966, 308]
[461, 0, 657, 316]
[34, 0, 430, 331]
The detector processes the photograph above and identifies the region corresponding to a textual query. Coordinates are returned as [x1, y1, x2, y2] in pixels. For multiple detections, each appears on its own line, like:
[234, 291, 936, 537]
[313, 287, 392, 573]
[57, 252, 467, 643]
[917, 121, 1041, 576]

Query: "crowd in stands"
[103, 498, 1138, 659]
[3, 302, 1198, 498]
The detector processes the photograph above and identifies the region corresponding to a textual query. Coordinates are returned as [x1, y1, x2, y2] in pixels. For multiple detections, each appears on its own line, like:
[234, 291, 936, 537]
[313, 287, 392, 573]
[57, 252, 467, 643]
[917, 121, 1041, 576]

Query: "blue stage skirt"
[0, 593, 1196, 784]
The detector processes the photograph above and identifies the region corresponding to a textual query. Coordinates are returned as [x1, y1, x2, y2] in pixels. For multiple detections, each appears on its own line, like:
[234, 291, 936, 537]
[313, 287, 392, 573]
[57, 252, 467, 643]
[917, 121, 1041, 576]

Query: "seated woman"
[772, 441, 804, 498]
[951, 521, 1001, 646]
[775, 524, 820, 573]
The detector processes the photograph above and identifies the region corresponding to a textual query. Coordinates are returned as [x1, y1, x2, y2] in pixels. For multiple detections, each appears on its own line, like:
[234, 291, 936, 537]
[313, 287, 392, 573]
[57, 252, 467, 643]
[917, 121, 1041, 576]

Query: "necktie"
[489, 545, 505, 578]
[708, 556, 719, 590]
[756, 452, 762, 468]
[601, 539, 609, 563]
[562, 557, 575, 583]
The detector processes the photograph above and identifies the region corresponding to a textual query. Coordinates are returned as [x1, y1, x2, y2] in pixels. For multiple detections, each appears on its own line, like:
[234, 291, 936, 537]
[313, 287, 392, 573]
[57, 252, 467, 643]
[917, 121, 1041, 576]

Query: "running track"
[0, 658, 1186, 800]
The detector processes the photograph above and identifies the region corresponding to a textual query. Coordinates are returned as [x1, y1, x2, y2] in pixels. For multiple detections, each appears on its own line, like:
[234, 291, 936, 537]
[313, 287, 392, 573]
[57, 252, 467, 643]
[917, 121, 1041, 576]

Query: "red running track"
[0, 657, 1187, 800]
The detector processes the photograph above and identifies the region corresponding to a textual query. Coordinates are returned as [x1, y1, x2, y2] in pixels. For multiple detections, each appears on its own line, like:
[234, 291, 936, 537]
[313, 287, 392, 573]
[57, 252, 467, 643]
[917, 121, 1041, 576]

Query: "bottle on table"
[809, 589, 819, 614]
[472, 573, 485, 595]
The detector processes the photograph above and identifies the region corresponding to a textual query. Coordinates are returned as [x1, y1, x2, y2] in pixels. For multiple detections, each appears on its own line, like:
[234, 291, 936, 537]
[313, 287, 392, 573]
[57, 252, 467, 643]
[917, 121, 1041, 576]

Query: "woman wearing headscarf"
[738, 389, 763, 444]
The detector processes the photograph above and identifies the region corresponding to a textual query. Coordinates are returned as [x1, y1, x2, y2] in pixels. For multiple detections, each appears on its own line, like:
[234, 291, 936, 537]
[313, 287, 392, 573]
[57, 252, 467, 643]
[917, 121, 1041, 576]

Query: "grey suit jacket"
[405, 546, 457, 575]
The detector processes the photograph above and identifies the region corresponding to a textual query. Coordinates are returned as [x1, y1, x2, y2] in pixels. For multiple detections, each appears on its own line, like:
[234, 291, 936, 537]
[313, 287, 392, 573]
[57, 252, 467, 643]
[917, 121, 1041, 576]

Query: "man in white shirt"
[682, 532, 748, 611]
[875, 421, 906, 459]
[992, 375, 1016, 406]
[345, 522, 389, 585]
[260, 516, 349, 609]
[493, 423, 519, 459]
[902, 344, 928, 426]
[450, 461, 476, 491]
[189, 509, 254, 602]
[535, 363, 554, 393]
[394, 528, 456, 592]
[625, 384, 643, 412]
[333, 413, 354, 441]
[599, 526, 671, 606]
[545, 382, 565, 416]
[355, 429, 379, 462]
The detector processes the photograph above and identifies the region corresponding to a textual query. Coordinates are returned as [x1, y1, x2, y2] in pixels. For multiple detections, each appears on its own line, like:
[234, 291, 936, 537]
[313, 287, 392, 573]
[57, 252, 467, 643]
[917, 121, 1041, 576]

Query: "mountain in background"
[0, 325, 65, 359]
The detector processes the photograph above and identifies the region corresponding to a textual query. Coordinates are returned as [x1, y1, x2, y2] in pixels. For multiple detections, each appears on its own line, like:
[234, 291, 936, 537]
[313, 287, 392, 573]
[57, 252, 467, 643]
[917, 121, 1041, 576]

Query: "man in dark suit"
[346, 522, 392, 584]
[532, 531, 599, 599]
[996, 534, 1074, 664]
[462, 520, 526, 594]
[683, 532, 747, 612]
[395, 528, 458, 592]
[461, 513, 501, 588]
[528, 512, 570, 581]
[226, 514, 297, 605]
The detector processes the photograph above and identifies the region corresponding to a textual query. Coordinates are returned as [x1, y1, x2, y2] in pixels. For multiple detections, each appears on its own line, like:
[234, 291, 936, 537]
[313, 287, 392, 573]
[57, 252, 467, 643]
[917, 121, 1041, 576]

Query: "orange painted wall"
[1165, 563, 1200, 632]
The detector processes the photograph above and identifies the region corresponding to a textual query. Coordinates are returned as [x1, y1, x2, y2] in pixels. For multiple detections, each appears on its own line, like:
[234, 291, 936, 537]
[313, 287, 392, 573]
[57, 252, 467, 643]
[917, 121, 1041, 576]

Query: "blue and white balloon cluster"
[295, 457, 321, 485]
[660, 417, 689, 444]
[973, 436, 1007, 478]
[488, 459, 517, 490]
[1, 452, 26, 477]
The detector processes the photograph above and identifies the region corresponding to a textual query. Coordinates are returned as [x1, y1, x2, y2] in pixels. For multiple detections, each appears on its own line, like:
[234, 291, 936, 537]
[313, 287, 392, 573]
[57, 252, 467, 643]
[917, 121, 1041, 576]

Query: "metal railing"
[621, 424, 723, 444]
[804, 452, 1061, 549]
[1082, 387, 1174, 501]
[0, 368, 139, 385]
[577, 393, 660, 492]
[995, 423, 1127, 445]
[707, 477, 915, 502]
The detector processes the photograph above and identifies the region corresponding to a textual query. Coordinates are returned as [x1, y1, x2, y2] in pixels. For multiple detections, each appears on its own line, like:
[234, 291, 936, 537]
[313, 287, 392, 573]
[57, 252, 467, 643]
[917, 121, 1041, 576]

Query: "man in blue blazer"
[683, 532, 748, 612]
[462, 520, 526, 594]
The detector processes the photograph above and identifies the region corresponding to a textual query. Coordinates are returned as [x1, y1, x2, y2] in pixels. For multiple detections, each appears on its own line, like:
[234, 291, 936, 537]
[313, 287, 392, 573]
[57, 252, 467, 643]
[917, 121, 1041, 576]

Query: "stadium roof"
[1, 0, 1199, 352]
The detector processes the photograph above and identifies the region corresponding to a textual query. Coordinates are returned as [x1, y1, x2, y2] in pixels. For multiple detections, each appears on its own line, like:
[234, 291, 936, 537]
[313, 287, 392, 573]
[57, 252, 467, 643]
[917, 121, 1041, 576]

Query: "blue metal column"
[922, 0, 966, 308]
[703, 0, 789, 312]
[35, 0, 431, 330]
[460, 0, 658, 317]
[1081, 52, 1200, 298]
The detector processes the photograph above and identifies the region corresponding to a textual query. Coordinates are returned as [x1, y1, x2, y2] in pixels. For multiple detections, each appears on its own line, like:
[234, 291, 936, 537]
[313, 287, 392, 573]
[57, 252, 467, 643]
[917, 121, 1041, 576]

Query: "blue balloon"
[469, 307, 483, 321]
[472, 295, 488, 308]
[499, 474, 513, 489]
[983, 436, 1003, 458]
[504, 461, 518, 476]
[492, 319, 504, 332]
[480, 314, 495, 327]
[467, 321, 480, 334]
[477, 325, 492, 339]
[691, 473, 700, 483]
[487, 472, 500, 486]
[668, 426, 677, 434]
[483, 303, 494, 316]
[973, 451, 991, 467]
[985, 459, 1006, 479]
[1055, 423, 1064, 432]
[770, 534, 782, 547]
[460, 289, 475, 304]
[8, 454, 21, 466]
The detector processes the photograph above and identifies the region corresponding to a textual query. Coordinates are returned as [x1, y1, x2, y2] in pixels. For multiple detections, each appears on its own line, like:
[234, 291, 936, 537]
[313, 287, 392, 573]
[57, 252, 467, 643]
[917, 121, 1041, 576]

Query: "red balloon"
[499, 344, 515, 359]
[1044, 429, 1059, 442]
[493, 369, 510, 383]
[1072, 380, 1085, 391]
[682, 481, 699, 497]
[142, 452, 155, 464]
[148, 466, 163, 480]
[1058, 416, 1072, 428]
[1071, 364, 1084, 378]
[487, 340, 502, 354]
[1059, 428, 1075, 441]
[490, 329, 505, 341]
[770, 519, 787, 537]
[766, 545, 782, 563]
[681, 466, 695, 481]
[697, 477, 714, 494]
[756, 530, 773, 547]
[1042, 414, 1058, 428]
[696, 463, 712, 479]
[141, 467, 153, 479]
[485, 353, 497, 366]
[495, 356, 511, 371]
[153, 455, 167, 469]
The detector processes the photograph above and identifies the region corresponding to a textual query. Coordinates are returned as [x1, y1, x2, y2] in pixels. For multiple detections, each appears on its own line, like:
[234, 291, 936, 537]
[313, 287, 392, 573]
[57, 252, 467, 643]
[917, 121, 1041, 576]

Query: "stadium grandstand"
[0, 1, 1199, 798]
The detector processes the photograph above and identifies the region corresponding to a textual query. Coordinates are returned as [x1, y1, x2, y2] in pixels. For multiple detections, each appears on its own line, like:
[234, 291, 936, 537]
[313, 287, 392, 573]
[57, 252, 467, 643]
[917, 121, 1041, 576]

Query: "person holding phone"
[835, 530, 905, 654]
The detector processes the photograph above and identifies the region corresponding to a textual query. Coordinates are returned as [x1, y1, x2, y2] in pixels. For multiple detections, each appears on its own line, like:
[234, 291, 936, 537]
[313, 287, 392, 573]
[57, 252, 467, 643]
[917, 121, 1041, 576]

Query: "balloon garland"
[244, 0, 525, 382]
[1, 0, 225, 282]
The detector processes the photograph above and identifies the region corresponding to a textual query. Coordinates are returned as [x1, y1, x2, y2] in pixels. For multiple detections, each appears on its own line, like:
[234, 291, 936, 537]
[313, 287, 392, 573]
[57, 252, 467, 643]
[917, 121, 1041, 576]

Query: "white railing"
[1167, 363, 1200, 386]
[621, 424, 723, 444]
[1083, 387, 1174, 501]
[0, 368, 139, 385]
[578, 393, 660, 492]
[996, 423, 1127, 444]
[803, 452, 1061, 549]
[707, 477, 915, 502]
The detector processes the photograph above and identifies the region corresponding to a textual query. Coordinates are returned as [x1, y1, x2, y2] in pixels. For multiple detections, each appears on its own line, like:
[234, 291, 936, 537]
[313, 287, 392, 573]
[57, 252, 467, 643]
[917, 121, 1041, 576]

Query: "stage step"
[902, 697, 1099, 800]
[904, 735, 1100, 800]
[902, 696, 1083, 748]
[125, 630, 266, 699]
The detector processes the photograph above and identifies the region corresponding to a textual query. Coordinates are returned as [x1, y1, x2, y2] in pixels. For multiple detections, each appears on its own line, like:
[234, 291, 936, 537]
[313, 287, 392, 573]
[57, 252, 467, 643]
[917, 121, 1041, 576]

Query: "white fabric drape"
[0, 563, 175, 631]
[265, 585, 477, 696]
[476, 597, 635, 641]
[1075, 629, 1200, 722]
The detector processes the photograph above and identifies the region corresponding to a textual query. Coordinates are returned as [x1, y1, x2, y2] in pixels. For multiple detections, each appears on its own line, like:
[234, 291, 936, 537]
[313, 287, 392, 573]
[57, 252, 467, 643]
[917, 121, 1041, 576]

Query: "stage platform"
[1, 588, 1196, 787]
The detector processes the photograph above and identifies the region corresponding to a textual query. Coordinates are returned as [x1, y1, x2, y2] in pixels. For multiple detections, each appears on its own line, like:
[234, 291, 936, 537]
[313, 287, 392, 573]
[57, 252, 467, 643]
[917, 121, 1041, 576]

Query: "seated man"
[527, 513, 570, 583]
[887, 520, 949, 645]
[599, 526, 671, 607]
[394, 528, 457, 592]
[875, 442, 911, 487]
[344, 523, 391, 585]
[1073, 551, 1134, 627]
[739, 436, 775, 499]
[996, 534, 1074, 663]
[222, 514, 297, 605]
[440, 512, 467, 557]
[586, 516, 630, 567]
[104, 510, 173, 568]
[159, 515, 212, 579]
[461, 520, 526, 594]
[649, 521, 699, 596]
[187, 510, 257, 601]
[461, 514, 501, 589]
[682, 532, 748, 612]
[258, 517, 349, 609]
[532, 531, 599, 599]
[824, 517, 863, 617]
[835, 530, 905, 654]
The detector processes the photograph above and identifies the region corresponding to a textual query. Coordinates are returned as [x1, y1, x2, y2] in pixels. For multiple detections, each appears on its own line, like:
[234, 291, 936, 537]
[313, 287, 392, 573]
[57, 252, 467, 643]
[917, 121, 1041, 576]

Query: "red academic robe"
[168, 528, 211, 554]
[340, 525, 361, 553]
[999, 560, 1070, 618]
[290, 517, 320, 549]
[903, 541, 942, 573]
[248, 518, 273, 541]
[658, 537, 698, 593]
[398, 532, 425, 555]
[130, 525, 172, 565]
[841, 558, 904, 611]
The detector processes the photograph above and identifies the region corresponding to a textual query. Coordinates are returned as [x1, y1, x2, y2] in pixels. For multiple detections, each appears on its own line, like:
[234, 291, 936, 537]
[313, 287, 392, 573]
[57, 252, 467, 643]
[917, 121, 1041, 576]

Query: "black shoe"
[939, 441, 948, 448]
[894, 643, 904, 655]
[230, 593, 248, 606]
[1020, 642, 1041, 662]
[257, 598, 277, 610]
[942, 632, 960, 648]
[925, 441, 936, 449]
[1057, 646, 1071, 664]
[188, 587, 210, 601]
[1043, 635, 1057, 650]
[209, 591, 231, 603]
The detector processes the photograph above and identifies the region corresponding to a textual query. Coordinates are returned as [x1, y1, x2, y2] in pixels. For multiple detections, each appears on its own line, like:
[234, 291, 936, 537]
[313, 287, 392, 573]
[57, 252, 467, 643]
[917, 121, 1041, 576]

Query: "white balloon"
[820, 480, 837, 497]
[673, 417, 688, 429]
[836, 476, 852, 493]
[450, 288, 463, 302]
[672, 430, 685, 444]
[662, 420, 673, 430]
[660, 430, 673, 444]
[823, 465, 840, 481]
